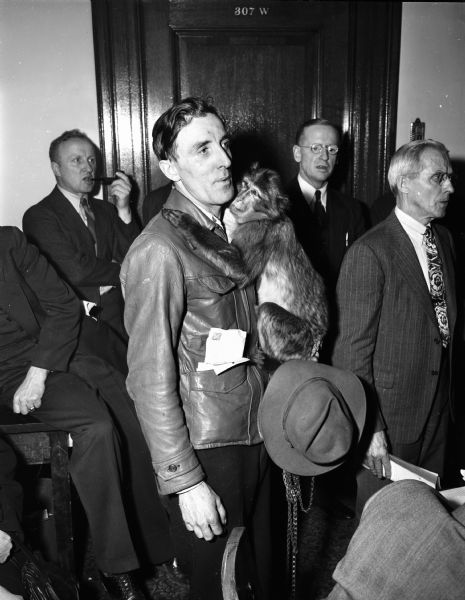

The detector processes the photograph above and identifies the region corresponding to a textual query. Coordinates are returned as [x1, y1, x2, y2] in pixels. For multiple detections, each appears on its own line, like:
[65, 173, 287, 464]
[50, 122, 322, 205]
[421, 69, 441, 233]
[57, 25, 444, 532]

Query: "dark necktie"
[80, 196, 98, 253]
[424, 226, 450, 348]
[312, 190, 326, 228]
[213, 222, 228, 242]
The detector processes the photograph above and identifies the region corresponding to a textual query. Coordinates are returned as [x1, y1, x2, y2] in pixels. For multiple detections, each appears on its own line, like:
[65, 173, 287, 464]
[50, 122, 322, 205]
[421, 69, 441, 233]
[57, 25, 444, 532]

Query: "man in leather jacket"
[121, 97, 270, 600]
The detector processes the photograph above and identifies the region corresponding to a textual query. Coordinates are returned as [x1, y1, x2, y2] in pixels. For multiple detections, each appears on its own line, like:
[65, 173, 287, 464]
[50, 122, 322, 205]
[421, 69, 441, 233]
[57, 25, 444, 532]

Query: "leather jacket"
[121, 190, 267, 494]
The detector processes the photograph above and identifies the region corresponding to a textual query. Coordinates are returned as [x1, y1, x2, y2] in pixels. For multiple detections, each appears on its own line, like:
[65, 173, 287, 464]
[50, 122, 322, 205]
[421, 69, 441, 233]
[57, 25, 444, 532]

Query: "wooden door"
[92, 0, 401, 211]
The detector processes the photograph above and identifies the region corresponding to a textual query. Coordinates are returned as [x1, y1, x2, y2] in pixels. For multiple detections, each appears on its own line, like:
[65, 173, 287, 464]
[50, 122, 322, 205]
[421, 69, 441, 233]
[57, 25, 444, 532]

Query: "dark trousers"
[1, 355, 173, 574]
[356, 351, 451, 515]
[166, 443, 271, 600]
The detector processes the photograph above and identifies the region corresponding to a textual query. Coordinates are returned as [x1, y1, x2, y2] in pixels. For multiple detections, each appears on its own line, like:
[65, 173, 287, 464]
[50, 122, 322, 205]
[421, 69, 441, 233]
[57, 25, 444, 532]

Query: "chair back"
[221, 526, 258, 600]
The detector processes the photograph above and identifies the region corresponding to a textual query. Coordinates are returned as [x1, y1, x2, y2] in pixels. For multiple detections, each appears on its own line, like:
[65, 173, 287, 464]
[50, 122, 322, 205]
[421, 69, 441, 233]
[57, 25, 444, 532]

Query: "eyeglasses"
[430, 171, 456, 186]
[299, 143, 339, 155]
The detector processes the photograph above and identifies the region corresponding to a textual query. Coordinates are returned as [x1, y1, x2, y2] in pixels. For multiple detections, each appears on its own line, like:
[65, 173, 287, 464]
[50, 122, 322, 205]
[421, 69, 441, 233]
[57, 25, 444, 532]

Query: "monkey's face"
[230, 167, 288, 222]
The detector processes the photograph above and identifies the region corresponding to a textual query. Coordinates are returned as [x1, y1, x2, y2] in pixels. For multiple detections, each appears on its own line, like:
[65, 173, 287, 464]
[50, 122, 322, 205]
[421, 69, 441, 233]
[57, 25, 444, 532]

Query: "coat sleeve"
[10, 227, 80, 372]
[104, 201, 141, 265]
[121, 234, 204, 494]
[332, 241, 386, 431]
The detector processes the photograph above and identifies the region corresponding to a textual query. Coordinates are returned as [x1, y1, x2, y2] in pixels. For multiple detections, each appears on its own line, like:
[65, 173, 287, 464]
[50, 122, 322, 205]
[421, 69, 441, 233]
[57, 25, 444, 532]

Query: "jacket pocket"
[186, 365, 251, 446]
[197, 275, 236, 295]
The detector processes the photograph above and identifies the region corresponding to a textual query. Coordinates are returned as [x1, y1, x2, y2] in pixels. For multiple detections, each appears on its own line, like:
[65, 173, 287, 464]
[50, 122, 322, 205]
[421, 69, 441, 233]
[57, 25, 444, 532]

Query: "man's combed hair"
[388, 139, 450, 196]
[152, 97, 225, 161]
[294, 118, 341, 146]
[49, 129, 93, 162]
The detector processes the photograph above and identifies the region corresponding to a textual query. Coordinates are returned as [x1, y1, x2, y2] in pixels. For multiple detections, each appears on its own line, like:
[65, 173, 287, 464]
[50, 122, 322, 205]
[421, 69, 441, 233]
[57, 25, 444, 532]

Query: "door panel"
[176, 30, 322, 180]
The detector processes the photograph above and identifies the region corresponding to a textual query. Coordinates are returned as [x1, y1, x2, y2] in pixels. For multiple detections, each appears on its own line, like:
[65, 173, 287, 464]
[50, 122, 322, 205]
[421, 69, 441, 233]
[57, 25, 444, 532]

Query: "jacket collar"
[164, 188, 222, 234]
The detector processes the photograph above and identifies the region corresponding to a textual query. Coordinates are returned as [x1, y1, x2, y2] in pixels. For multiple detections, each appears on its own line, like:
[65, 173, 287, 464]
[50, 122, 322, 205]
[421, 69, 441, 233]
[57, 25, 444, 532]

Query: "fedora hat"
[258, 360, 366, 476]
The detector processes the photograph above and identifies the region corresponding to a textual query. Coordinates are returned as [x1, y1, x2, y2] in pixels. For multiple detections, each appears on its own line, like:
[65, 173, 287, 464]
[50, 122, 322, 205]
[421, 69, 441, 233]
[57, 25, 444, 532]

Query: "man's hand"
[178, 481, 227, 541]
[13, 366, 49, 415]
[0, 530, 13, 564]
[109, 171, 132, 222]
[363, 430, 391, 479]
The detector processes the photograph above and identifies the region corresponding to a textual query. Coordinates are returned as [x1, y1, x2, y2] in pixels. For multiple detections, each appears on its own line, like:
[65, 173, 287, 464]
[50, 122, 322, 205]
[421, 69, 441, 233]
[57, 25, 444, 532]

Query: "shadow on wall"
[230, 131, 285, 184]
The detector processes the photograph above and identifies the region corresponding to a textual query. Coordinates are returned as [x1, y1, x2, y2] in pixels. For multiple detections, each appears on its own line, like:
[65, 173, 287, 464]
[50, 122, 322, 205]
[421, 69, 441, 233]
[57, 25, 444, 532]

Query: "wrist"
[117, 205, 132, 224]
[29, 366, 50, 380]
[177, 481, 204, 495]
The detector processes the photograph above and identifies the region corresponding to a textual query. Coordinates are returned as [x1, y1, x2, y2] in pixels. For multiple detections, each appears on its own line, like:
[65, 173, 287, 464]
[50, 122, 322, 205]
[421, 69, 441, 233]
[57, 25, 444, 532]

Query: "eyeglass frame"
[406, 170, 456, 186]
[429, 171, 456, 186]
[298, 143, 339, 155]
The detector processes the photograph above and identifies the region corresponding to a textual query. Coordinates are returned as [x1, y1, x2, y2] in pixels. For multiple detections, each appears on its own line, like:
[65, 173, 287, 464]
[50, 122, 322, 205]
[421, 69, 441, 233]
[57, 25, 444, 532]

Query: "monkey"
[162, 164, 328, 363]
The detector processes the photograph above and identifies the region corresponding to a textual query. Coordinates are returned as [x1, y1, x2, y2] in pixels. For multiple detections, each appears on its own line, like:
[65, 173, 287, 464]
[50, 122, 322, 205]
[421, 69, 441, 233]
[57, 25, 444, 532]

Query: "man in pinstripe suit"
[332, 139, 457, 511]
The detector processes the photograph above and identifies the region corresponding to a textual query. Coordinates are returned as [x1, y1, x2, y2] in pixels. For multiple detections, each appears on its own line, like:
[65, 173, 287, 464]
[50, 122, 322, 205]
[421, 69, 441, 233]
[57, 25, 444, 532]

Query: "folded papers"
[374, 455, 465, 509]
[198, 328, 249, 375]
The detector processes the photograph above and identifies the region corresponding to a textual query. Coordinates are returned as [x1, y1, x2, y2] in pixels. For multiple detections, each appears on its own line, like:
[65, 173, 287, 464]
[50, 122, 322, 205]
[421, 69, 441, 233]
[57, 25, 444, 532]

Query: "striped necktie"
[80, 196, 98, 253]
[424, 225, 449, 348]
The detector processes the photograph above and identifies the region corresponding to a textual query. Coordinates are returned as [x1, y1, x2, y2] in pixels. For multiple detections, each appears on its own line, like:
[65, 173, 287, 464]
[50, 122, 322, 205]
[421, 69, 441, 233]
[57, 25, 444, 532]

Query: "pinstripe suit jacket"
[332, 211, 457, 446]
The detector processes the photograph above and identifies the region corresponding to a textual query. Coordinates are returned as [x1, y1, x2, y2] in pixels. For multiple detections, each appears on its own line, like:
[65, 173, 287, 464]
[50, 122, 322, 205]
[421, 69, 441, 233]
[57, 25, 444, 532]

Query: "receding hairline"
[49, 130, 96, 163]
[296, 122, 340, 145]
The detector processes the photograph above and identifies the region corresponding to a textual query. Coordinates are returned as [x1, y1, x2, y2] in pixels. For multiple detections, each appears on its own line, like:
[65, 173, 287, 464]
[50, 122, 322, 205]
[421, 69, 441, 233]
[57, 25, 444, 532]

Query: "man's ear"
[51, 161, 61, 179]
[159, 159, 181, 182]
[292, 144, 302, 164]
[398, 175, 410, 194]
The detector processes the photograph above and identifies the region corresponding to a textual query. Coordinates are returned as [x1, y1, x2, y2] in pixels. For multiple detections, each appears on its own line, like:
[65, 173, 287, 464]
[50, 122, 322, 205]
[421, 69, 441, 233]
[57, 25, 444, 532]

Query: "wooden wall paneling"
[140, 0, 174, 192]
[348, 1, 402, 206]
[91, 0, 150, 212]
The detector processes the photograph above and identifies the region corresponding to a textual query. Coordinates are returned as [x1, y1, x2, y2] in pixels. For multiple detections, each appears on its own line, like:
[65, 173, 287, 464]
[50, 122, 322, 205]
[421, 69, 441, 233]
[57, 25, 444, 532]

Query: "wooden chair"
[0, 410, 76, 589]
[221, 526, 258, 600]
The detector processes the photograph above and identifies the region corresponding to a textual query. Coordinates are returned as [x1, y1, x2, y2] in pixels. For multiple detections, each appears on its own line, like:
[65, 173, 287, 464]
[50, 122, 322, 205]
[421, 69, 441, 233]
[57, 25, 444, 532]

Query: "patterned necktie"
[424, 225, 450, 348]
[80, 196, 98, 252]
[312, 189, 326, 228]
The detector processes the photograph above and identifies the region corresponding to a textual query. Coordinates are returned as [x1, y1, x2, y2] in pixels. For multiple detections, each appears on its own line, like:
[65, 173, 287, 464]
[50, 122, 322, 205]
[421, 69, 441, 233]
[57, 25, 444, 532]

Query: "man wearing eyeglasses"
[333, 139, 458, 514]
[286, 119, 367, 521]
[287, 118, 367, 290]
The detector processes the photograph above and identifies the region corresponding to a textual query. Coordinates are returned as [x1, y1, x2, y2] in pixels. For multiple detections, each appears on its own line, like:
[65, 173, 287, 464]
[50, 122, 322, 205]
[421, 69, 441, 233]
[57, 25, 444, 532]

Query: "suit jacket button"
[434, 338, 441, 344]
[431, 370, 439, 376]
[168, 464, 178, 472]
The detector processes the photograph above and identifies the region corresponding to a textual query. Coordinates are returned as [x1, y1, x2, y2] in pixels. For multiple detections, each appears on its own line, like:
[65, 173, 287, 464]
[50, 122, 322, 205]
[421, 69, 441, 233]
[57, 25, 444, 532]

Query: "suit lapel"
[47, 187, 96, 251]
[388, 214, 439, 330]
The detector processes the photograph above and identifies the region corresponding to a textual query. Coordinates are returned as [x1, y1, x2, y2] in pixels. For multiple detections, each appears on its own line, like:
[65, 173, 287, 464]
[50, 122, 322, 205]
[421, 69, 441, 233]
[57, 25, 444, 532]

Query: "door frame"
[91, 0, 401, 210]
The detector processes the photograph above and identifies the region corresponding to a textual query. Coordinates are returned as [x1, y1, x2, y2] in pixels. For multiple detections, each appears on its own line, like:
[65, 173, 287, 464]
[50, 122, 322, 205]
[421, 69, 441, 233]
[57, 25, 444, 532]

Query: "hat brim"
[258, 360, 366, 476]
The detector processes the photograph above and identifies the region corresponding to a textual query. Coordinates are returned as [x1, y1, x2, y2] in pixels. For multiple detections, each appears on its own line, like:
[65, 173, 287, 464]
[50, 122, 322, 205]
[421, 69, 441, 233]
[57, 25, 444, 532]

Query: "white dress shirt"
[297, 175, 328, 210]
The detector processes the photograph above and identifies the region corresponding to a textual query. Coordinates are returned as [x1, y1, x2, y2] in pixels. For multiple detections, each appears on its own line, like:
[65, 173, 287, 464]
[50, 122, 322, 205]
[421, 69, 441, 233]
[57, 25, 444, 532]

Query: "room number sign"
[234, 7, 270, 16]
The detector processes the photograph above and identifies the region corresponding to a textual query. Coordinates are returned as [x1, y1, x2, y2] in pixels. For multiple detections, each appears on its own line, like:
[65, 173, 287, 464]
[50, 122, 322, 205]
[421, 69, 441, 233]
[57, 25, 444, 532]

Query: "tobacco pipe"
[92, 176, 117, 185]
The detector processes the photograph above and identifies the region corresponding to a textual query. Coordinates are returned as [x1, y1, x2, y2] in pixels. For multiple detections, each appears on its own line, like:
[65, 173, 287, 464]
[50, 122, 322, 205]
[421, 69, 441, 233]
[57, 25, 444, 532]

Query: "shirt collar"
[57, 185, 85, 214]
[395, 206, 428, 237]
[297, 175, 328, 208]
